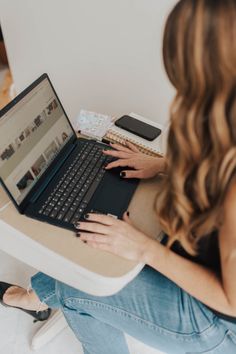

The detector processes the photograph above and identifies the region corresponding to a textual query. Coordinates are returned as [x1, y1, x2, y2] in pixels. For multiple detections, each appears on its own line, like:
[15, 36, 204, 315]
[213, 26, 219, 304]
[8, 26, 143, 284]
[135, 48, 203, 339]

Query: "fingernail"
[127, 211, 130, 216]
[83, 240, 87, 244]
[78, 130, 81, 134]
[76, 232, 81, 237]
[84, 214, 90, 219]
[120, 172, 126, 178]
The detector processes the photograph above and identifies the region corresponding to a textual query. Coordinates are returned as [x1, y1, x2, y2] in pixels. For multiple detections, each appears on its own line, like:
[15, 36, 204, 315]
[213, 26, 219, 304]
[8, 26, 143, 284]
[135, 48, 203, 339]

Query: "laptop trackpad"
[87, 170, 138, 219]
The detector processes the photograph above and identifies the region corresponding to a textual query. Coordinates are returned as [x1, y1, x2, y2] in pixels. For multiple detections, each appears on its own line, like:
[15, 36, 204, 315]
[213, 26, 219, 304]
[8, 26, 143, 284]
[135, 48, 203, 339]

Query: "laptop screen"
[0, 76, 74, 205]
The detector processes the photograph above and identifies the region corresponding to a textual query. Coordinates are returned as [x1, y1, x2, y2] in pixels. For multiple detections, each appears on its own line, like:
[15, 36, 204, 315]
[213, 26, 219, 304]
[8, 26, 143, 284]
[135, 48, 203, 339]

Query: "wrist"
[141, 237, 160, 264]
[158, 158, 167, 173]
[153, 157, 166, 175]
[142, 238, 168, 269]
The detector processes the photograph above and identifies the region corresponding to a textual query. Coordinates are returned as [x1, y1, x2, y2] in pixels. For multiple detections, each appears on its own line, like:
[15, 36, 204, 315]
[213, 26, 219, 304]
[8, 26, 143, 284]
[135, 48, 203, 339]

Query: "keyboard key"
[38, 143, 107, 224]
[83, 178, 101, 204]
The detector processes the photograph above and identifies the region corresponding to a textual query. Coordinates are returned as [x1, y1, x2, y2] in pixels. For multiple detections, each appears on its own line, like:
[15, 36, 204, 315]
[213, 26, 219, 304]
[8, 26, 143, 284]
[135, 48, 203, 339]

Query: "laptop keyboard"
[38, 142, 113, 225]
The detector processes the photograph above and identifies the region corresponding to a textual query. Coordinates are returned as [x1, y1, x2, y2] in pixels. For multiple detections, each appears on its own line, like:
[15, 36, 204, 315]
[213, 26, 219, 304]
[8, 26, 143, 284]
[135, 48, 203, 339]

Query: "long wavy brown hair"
[155, 0, 236, 255]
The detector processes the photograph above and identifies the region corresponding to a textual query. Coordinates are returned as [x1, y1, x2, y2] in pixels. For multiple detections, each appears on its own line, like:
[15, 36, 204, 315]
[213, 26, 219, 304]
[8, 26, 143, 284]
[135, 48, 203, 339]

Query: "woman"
[1, 0, 236, 352]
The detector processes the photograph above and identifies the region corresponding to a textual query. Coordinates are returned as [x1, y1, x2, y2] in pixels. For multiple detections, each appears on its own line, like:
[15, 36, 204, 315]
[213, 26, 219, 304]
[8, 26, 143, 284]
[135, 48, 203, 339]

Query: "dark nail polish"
[76, 233, 81, 237]
[83, 240, 87, 244]
[84, 214, 89, 219]
[78, 130, 81, 134]
[127, 211, 130, 216]
[120, 172, 126, 178]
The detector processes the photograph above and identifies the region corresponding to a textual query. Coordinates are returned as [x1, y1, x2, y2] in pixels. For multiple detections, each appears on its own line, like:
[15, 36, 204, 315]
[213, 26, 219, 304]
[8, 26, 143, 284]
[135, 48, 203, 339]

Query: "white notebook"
[104, 112, 167, 157]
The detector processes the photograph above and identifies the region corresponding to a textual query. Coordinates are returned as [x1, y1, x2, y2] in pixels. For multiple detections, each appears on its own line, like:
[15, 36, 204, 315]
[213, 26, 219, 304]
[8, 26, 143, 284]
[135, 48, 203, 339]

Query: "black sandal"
[0, 281, 51, 322]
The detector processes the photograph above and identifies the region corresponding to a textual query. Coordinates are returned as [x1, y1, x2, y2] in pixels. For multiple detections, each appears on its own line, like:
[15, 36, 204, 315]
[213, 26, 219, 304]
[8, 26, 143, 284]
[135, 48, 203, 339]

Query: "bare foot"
[3, 286, 48, 311]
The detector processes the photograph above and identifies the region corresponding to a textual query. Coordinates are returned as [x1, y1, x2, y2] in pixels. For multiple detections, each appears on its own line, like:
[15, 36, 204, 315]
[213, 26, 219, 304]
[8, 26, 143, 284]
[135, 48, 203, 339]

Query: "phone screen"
[115, 115, 161, 141]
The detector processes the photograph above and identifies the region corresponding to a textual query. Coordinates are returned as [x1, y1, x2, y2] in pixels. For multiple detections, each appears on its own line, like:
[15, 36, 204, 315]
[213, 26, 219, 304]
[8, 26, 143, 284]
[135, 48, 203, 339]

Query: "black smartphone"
[115, 115, 161, 141]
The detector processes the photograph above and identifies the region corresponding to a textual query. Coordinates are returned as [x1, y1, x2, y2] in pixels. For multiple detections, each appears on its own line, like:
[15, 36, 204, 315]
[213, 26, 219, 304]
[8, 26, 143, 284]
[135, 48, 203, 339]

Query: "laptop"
[0, 73, 138, 231]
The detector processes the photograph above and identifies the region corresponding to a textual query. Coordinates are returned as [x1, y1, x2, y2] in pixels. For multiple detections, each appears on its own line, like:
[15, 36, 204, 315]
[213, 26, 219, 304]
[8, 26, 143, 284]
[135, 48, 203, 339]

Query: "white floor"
[0, 249, 82, 354]
[0, 249, 164, 354]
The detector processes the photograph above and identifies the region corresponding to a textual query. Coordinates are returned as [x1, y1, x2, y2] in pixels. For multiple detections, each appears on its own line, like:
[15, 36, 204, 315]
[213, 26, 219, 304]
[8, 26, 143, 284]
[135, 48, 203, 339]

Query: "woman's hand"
[103, 142, 166, 179]
[76, 212, 154, 262]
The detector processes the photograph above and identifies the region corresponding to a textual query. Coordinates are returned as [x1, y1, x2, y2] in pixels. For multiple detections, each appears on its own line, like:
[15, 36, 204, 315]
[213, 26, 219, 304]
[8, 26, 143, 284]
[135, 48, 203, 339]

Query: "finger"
[123, 211, 133, 225]
[109, 143, 134, 153]
[120, 170, 144, 179]
[105, 159, 133, 170]
[76, 221, 111, 235]
[102, 150, 132, 159]
[79, 232, 110, 244]
[103, 149, 115, 156]
[85, 241, 112, 253]
[83, 213, 116, 226]
[125, 141, 140, 153]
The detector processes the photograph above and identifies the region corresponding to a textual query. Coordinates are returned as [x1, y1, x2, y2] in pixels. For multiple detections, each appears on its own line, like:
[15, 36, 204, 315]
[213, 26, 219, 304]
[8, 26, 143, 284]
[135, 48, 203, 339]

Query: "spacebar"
[83, 178, 101, 204]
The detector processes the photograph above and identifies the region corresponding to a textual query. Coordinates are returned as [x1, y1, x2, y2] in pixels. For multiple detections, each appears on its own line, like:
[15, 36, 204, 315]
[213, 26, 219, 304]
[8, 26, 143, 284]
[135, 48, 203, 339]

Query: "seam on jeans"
[63, 298, 217, 342]
[30, 275, 56, 304]
[55, 281, 62, 304]
[228, 329, 236, 343]
[31, 287, 56, 304]
[186, 329, 235, 354]
[41, 291, 56, 304]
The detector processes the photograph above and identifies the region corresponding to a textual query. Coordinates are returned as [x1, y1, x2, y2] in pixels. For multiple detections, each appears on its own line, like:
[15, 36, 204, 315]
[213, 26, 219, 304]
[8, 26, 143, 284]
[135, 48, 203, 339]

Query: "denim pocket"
[189, 330, 236, 354]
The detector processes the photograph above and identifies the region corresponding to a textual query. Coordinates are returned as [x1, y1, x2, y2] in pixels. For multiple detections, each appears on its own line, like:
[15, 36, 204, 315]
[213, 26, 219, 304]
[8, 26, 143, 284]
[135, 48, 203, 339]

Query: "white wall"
[0, 0, 176, 126]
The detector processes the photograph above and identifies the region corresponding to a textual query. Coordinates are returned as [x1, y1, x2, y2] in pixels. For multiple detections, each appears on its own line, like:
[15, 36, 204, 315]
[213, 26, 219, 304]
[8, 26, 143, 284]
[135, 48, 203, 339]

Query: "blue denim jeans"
[31, 266, 236, 354]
